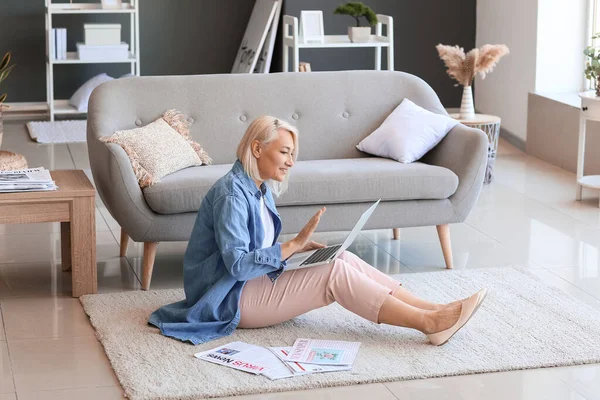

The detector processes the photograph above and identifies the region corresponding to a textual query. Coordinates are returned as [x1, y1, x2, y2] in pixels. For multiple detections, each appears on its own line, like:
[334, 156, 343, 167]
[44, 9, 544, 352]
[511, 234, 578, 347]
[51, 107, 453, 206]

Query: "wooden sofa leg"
[142, 242, 158, 291]
[120, 228, 130, 257]
[392, 228, 400, 240]
[436, 224, 454, 269]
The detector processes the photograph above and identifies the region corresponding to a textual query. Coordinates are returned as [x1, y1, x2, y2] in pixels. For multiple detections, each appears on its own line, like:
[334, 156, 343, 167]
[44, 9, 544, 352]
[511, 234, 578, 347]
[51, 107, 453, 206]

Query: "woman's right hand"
[294, 207, 326, 250]
[281, 207, 326, 260]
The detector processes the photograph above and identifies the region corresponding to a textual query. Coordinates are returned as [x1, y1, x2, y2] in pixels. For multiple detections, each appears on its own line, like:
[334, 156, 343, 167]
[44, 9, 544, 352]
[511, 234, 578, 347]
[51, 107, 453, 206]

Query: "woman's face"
[252, 129, 295, 183]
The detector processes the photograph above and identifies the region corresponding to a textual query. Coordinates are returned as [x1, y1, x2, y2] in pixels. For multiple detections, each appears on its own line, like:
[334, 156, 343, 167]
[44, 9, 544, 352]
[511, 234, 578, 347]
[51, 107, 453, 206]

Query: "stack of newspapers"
[194, 338, 360, 380]
[0, 167, 58, 193]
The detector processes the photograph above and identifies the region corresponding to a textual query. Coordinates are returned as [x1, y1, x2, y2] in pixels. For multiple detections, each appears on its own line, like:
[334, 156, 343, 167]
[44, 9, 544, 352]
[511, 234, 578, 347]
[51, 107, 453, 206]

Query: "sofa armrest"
[420, 123, 488, 221]
[87, 132, 156, 241]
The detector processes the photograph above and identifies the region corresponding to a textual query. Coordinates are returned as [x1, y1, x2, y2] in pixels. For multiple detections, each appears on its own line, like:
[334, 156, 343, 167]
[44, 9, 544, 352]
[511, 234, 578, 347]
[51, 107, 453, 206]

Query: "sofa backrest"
[88, 70, 447, 164]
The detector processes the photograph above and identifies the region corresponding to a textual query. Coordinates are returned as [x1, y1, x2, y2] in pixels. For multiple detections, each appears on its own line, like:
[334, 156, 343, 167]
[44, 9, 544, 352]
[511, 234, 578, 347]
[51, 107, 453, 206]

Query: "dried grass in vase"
[436, 44, 509, 87]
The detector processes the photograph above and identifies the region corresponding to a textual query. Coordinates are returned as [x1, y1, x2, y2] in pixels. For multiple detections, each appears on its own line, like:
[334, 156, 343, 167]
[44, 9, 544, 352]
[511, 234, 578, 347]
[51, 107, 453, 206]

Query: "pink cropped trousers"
[238, 251, 402, 328]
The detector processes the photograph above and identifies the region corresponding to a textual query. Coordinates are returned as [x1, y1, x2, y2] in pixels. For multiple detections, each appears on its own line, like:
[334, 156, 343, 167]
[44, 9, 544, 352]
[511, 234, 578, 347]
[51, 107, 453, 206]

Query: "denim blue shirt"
[148, 160, 285, 345]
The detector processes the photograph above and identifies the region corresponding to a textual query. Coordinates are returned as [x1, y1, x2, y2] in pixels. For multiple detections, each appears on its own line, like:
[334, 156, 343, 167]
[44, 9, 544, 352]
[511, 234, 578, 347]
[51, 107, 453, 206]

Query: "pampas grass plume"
[436, 43, 509, 86]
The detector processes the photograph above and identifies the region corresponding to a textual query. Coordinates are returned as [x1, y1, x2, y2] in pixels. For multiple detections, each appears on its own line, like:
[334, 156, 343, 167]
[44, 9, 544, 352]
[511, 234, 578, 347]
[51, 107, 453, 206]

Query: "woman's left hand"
[298, 240, 327, 253]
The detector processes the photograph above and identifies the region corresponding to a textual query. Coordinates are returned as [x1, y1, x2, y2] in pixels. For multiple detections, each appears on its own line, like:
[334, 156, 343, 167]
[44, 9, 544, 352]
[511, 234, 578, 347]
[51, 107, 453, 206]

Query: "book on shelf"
[0, 167, 58, 192]
[51, 28, 67, 60]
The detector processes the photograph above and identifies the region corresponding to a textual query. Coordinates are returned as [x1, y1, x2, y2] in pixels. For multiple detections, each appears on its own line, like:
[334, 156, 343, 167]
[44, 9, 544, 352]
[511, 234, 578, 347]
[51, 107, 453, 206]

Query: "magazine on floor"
[194, 341, 296, 380]
[269, 347, 352, 374]
[284, 339, 361, 365]
[194, 340, 360, 380]
[0, 167, 57, 192]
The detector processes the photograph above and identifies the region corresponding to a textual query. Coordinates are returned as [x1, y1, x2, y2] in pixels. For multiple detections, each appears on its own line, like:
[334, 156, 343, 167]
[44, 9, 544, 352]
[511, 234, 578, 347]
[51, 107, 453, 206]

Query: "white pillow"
[69, 73, 114, 112]
[356, 98, 459, 163]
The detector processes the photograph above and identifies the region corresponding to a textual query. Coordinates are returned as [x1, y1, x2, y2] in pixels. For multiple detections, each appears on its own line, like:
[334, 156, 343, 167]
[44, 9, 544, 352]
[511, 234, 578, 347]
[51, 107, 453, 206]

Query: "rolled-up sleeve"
[213, 194, 284, 282]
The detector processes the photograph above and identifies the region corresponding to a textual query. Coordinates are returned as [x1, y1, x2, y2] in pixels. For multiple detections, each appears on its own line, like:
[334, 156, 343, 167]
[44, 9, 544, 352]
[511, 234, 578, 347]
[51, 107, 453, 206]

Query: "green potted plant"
[0, 52, 15, 149]
[334, 2, 378, 43]
[584, 33, 600, 96]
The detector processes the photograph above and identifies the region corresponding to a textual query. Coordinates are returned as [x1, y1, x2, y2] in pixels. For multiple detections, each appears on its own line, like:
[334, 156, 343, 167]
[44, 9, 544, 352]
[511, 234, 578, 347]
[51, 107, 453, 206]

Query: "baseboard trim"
[500, 126, 526, 152]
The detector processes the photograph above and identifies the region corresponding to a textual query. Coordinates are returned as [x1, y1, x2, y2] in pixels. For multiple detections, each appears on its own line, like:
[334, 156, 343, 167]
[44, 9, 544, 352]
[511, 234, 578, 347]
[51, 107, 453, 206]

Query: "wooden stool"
[0, 150, 28, 171]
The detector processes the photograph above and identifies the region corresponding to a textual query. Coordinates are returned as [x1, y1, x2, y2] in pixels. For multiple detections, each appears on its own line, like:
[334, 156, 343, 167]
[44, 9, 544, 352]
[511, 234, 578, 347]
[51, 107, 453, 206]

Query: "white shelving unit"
[281, 14, 394, 72]
[45, 1, 141, 121]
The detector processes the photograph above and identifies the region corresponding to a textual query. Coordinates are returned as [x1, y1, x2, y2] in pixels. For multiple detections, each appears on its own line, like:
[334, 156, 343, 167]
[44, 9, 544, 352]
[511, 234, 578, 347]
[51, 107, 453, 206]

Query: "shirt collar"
[232, 160, 268, 199]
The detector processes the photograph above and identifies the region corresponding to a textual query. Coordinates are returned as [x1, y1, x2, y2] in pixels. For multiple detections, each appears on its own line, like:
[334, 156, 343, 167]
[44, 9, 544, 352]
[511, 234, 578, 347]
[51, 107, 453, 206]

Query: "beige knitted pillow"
[100, 110, 211, 188]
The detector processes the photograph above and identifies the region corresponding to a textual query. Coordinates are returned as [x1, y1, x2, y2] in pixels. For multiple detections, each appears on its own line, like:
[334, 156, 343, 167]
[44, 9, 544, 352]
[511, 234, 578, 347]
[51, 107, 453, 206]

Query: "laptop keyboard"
[300, 244, 342, 266]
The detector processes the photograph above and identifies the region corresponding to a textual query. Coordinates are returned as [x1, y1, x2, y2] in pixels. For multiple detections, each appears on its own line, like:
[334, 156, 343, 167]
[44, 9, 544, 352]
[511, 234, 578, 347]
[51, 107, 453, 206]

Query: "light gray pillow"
[69, 73, 114, 112]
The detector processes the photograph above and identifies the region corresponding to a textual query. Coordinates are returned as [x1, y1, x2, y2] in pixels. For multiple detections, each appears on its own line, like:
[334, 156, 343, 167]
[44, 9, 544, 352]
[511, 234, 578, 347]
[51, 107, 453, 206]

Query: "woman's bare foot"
[422, 303, 462, 334]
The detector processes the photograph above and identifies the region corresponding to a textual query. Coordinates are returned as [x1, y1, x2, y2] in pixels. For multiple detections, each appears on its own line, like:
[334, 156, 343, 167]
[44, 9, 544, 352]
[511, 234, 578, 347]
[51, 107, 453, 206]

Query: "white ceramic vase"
[0, 107, 3, 150]
[460, 86, 475, 119]
[348, 26, 370, 43]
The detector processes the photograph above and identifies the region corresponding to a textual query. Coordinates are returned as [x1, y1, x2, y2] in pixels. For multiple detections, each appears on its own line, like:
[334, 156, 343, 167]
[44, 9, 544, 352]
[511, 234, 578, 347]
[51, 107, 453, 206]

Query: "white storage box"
[77, 42, 129, 61]
[84, 23, 121, 46]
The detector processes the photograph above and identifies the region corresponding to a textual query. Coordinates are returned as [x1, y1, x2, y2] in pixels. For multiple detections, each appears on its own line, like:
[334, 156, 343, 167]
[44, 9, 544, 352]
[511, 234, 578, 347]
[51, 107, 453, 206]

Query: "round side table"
[0, 150, 28, 171]
[449, 113, 501, 184]
[576, 91, 600, 207]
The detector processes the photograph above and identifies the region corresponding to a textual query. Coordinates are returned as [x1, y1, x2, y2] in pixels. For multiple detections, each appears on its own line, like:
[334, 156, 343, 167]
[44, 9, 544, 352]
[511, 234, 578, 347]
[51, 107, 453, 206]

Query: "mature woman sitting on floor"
[149, 116, 487, 346]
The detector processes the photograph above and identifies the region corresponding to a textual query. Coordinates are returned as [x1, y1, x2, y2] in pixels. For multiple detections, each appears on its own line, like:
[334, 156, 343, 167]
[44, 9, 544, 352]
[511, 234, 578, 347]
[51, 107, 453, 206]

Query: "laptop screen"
[335, 199, 381, 255]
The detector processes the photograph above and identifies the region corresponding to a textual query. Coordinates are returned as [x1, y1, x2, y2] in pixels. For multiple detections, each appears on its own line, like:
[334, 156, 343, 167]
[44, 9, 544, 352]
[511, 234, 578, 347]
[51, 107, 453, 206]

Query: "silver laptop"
[285, 200, 381, 270]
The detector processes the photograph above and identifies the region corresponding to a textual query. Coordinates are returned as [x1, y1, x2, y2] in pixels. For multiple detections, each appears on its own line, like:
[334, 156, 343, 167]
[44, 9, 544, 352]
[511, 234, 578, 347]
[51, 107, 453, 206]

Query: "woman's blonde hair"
[236, 115, 299, 197]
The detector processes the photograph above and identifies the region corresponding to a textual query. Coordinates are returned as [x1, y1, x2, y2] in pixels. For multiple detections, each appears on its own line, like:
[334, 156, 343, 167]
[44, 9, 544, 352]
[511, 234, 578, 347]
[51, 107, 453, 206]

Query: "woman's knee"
[330, 258, 352, 278]
[337, 250, 357, 263]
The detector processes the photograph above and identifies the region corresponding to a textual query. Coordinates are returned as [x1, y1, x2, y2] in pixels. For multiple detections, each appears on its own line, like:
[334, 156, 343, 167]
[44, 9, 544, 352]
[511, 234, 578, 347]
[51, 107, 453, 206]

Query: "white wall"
[475, 0, 538, 141]
[536, 0, 588, 93]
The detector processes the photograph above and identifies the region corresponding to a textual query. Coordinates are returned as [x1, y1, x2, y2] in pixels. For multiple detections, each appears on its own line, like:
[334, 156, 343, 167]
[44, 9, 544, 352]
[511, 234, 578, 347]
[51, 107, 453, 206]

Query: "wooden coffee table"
[0, 170, 97, 297]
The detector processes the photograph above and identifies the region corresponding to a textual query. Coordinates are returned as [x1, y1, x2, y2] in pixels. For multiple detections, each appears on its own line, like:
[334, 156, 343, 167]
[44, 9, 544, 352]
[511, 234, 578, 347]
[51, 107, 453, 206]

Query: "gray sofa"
[87, 70, 488, 290]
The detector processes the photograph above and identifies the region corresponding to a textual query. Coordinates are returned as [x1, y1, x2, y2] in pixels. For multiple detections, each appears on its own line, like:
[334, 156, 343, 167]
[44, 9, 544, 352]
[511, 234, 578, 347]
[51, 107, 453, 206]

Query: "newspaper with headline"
[0, 167, 57, 192]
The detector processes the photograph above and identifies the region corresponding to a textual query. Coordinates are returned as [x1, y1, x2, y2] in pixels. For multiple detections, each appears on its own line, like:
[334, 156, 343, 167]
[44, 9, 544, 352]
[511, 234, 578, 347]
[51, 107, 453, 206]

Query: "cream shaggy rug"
[26, 120, 87, 143]
[80, 267, 600, 400]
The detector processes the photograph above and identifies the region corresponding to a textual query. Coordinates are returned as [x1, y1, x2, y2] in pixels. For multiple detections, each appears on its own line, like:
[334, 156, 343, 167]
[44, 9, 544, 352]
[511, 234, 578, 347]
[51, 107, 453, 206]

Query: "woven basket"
[0, 150, 28, 171]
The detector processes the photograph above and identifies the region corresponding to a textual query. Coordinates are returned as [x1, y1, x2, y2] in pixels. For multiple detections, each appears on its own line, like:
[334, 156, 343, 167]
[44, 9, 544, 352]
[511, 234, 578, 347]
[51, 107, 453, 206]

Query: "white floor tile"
[0, 308, 5, 341]
[0, 231, 118, 265]
[551, 364, 600, 400]
[466, 184, 600, 269]
[1, 297, 94, 340]
[547, 267, 600, 302]
[8, 336, 119, 392]
[385, 368, 589, 400]
[529, 269, 600, 304]
[17, 386, 125, 400]
[214, 383, 397, 400]
[0, 258, 139, 298]
[0, 341, 14, 393]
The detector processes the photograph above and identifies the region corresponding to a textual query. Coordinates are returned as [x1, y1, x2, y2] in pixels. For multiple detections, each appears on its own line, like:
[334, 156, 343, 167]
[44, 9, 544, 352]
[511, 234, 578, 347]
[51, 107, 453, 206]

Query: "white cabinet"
[45, 1, 141, 121]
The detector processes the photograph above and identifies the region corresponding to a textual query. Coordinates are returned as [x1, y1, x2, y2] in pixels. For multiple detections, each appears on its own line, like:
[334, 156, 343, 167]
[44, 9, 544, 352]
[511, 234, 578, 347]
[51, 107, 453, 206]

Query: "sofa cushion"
[100, 110, 212, 188]
[143, 158, 459, 215]
[356, 98, 459, 163]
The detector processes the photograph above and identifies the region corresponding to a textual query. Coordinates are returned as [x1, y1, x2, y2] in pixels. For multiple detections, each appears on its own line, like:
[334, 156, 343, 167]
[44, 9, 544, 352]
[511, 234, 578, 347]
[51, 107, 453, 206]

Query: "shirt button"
[240, 115, 247, 122]
[135, 119, 143, 126]
[342, 111, 349, 118]
[292, 113, 299, 120]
